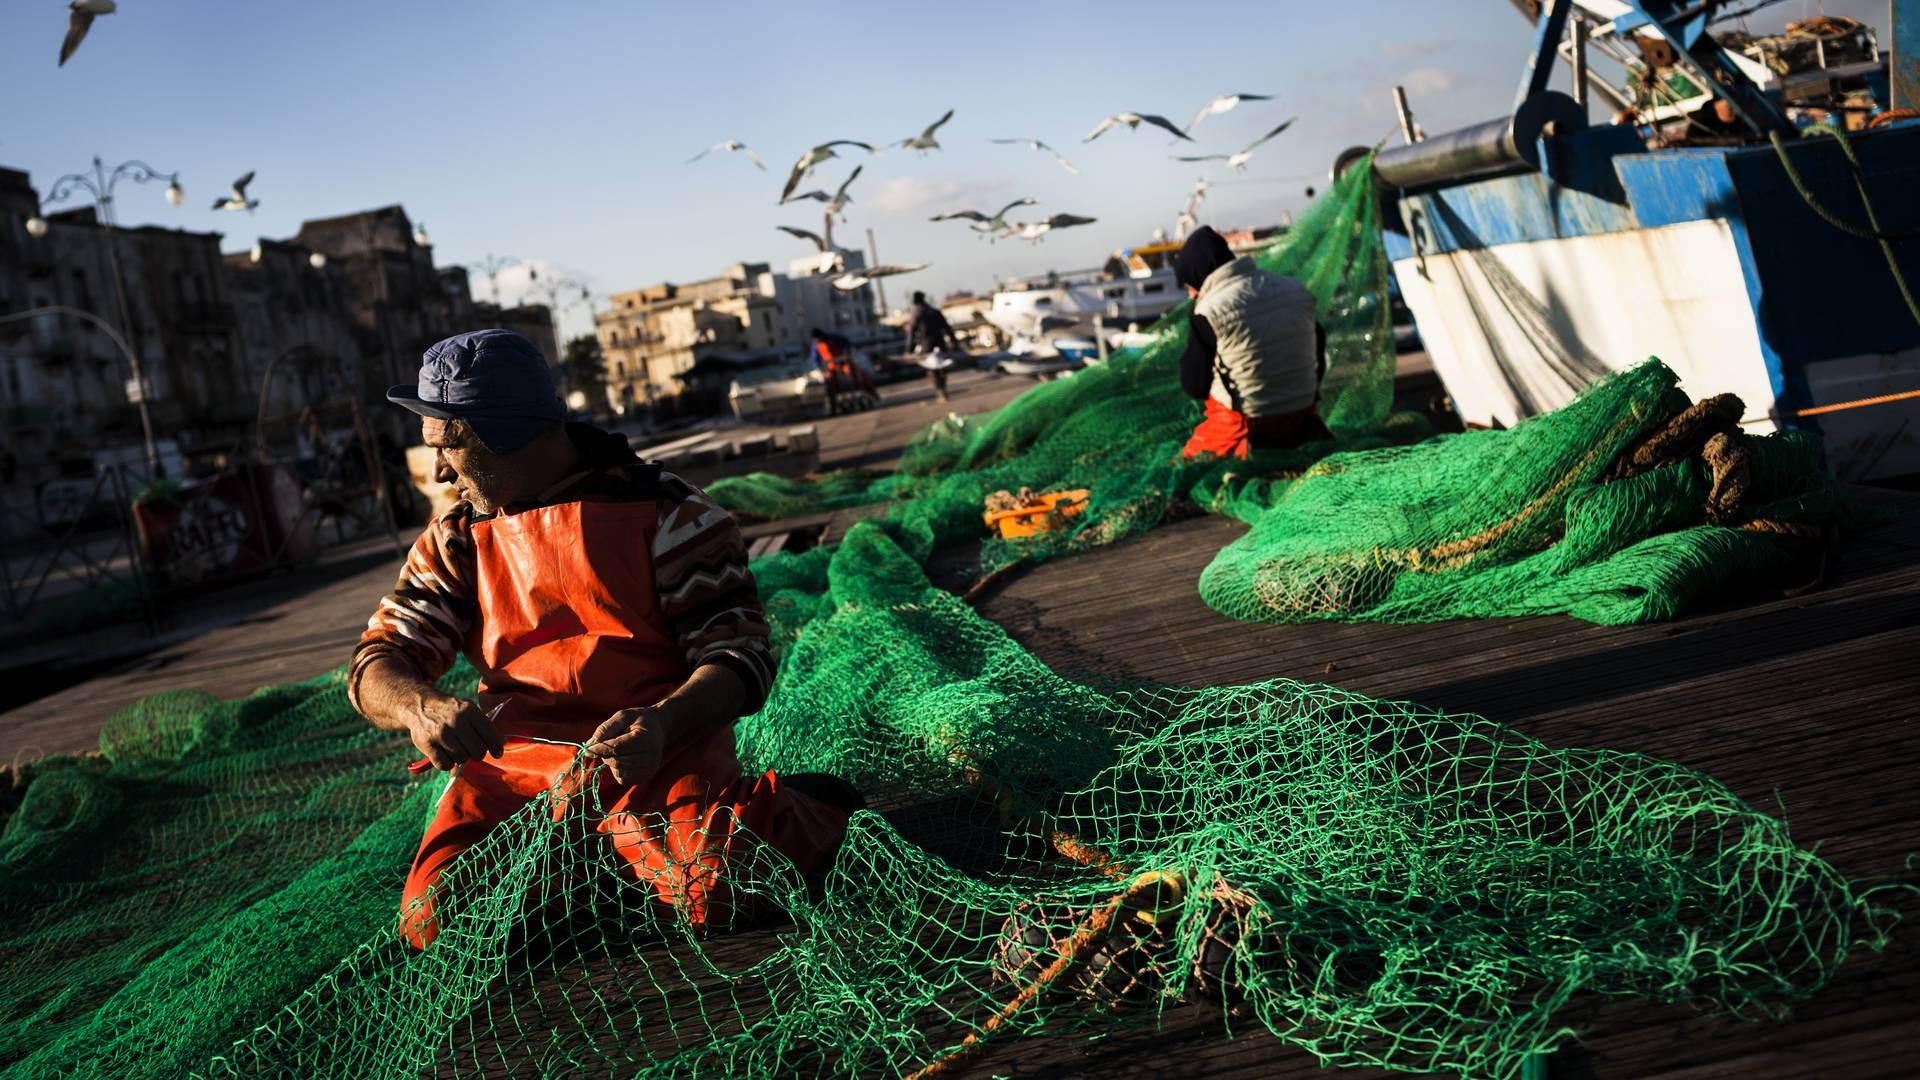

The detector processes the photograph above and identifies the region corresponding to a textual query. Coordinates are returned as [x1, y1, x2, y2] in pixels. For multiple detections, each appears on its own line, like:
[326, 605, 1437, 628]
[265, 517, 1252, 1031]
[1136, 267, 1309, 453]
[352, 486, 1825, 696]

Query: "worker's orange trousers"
[399, 731, 851, 950]
[1182, 398, 1332, 460]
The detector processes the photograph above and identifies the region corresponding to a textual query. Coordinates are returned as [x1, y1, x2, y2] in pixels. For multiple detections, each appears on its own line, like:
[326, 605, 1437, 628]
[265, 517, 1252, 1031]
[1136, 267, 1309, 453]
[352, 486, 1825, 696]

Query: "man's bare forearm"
[356, 655, 447, 734]
[654, 662, 749, 742]
[359, 654, 503, 768]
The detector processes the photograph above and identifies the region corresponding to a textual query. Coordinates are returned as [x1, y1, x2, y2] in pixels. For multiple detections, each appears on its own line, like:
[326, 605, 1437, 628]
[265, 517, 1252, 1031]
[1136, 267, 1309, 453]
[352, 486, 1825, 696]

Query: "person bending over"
[352, 329, 856, 949]
[1174, 226, 1331, 459]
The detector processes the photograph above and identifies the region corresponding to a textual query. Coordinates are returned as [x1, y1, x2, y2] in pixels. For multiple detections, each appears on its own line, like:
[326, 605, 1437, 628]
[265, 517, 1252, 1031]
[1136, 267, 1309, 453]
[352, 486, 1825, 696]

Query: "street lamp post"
[526, 275, 590, 368]
[26, 157, 185, 478]
[465, 253, 529, 327]
[526, 278, 591, 405]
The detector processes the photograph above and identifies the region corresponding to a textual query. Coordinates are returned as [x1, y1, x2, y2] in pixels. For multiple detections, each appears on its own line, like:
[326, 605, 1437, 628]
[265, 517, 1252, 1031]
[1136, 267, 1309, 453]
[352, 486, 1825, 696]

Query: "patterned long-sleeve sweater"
[348, 423, 775, 716]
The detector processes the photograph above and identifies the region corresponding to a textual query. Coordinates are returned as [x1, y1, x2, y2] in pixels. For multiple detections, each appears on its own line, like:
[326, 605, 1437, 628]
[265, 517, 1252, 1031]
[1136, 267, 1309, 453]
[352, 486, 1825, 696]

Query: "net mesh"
[0, 158, 1902, 1079]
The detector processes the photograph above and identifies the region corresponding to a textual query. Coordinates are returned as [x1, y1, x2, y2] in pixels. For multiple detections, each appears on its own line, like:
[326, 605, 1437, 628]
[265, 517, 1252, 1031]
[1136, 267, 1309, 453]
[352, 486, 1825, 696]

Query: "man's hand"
[588, 706, 672, 787]
[408, 693, 505, 770]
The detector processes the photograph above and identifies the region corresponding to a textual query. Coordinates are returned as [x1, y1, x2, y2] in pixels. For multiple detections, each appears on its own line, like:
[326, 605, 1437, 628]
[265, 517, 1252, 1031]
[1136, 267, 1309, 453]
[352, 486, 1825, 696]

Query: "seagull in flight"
[893, 109, 954, 153]
[831, 262, 929, 292]
[1003, 213, 1098, 244]
[1083, 113, 1193, 143]
[774, 226, 850, 274]
[59, 0, 114, 66]
[783, 168, 860, 219]
[1172, 118, 1297, 171]
[687, 140, 766, 170]
[989, 137, 1079, 175]
[780, 140, 876, 204]
[930, 197, 1039, 240]
[1175, 177, 1209, 239]
[1186, 93, 1273, 133]
[211, 171, 259, 212]
[822, 166, 863, 219]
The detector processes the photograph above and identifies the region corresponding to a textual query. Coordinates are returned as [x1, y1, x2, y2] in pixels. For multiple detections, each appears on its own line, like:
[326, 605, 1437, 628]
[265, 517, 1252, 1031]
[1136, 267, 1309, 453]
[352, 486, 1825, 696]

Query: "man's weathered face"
[422, 418, 510, 513]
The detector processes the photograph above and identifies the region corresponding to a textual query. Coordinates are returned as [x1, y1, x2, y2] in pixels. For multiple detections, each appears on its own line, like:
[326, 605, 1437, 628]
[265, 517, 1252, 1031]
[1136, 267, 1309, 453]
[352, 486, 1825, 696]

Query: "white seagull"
[1002, 213, 1098, 244]
[1176, 177, 1210, 239]
[893, 109, 954, 153]
[60, 0, 114, 66]
[1172, 118, 1298, 171]
[687, 140, 766, 170]
[774, 226, 849, 274]
[831, 262, 929, 292]
[1083, 113, 1193, 144]
[211, 171, 259, 212]
[1186, 93, 1273, 133]
[989, 137, 1079, 175]
[780, 140, 876, 204]
[822, 166, 862, 219]
[929, 197, 1039, 240]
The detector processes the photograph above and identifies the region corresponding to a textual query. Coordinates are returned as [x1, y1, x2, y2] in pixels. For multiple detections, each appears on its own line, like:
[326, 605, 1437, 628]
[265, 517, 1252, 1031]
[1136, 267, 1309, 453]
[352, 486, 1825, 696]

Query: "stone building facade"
[0, 166, 246, 502]
[293, 205, 474, 400]
[0, 165, 485, 509]
[594, 257, 877, 415]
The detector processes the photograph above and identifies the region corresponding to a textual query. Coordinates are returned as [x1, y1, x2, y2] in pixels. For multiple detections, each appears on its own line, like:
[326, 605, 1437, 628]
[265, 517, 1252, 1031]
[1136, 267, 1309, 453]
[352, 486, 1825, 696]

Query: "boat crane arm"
[1502, 0, 1795, 137]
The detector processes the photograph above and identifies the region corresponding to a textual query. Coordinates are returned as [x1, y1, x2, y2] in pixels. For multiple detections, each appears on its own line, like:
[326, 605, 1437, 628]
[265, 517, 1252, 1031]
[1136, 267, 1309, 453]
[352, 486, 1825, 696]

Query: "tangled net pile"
[710, 163, 1861, 631]
[0, 160, 1900, 1078]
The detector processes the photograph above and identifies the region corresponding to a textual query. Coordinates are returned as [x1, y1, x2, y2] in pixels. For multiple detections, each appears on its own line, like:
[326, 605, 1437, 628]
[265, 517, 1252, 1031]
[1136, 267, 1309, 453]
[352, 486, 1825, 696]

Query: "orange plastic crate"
[983, 489, 1090, 539]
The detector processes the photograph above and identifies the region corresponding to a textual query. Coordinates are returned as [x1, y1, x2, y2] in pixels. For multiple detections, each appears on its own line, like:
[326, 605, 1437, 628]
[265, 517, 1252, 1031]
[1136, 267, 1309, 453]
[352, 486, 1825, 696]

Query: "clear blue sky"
[1, 0, 1875, 339]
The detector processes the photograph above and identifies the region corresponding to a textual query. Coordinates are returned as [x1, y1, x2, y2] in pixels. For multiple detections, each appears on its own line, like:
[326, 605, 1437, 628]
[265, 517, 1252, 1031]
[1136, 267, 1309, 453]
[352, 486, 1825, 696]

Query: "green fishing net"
[711, 145, 1405, 584]
[712, 157, 1857, 629]
[0, 157, 1899, 1078]
[0, 526, 1903, 1078]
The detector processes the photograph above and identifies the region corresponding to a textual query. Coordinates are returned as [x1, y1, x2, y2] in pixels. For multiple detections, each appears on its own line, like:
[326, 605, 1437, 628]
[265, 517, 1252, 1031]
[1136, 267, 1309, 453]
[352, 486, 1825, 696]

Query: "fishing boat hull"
[1389, 122, 1920, 481]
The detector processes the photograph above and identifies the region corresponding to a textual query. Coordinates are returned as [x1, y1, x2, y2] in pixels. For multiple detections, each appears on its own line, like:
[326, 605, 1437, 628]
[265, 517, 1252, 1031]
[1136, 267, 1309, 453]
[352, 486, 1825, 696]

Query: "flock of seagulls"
[46, 7, 1306, 315]
[683, 93, 1300, 281]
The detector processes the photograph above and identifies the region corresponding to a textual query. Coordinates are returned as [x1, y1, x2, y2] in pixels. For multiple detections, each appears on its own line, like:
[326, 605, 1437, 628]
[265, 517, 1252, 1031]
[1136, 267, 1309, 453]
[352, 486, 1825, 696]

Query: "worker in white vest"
[1173, 226, 1331, 459]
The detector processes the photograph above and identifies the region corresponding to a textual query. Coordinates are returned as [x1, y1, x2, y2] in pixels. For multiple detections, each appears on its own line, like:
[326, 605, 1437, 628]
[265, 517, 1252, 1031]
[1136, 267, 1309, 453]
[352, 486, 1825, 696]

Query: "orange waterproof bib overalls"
[398, 499, 849, 949]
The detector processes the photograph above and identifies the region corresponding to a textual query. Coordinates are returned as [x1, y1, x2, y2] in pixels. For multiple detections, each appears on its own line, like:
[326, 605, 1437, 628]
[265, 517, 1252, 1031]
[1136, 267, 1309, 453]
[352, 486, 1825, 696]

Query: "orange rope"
[1738, 388, 1920, 424]
[904, 895, 1126, 1080]
[1789, 387, 1920, 419]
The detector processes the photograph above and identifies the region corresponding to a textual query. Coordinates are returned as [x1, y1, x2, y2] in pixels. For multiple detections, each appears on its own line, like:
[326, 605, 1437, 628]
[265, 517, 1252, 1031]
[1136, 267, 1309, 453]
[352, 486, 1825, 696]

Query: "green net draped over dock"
[0, 532, 1903, 1078]
[712, 157, 1859, 631]
[0, 159, 1899, 1078]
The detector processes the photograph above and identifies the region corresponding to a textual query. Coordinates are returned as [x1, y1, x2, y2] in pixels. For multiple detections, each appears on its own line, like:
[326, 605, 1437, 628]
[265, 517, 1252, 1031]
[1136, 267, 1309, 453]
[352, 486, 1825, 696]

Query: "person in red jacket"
[354, 329, 857, 949]
[810, 327, 878, 414]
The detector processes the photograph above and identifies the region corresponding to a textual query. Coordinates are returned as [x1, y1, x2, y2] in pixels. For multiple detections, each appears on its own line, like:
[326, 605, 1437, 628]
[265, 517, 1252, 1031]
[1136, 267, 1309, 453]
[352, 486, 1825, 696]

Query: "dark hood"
[1175, 226, 1236, 293]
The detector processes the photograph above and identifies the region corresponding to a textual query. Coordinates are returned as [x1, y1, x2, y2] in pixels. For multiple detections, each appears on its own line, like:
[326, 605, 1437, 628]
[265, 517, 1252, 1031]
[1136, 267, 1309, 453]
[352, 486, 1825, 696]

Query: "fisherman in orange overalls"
[1175, 226, 1332, 459]
[352, 329, 857, 949]
[810, 327, 878, 414]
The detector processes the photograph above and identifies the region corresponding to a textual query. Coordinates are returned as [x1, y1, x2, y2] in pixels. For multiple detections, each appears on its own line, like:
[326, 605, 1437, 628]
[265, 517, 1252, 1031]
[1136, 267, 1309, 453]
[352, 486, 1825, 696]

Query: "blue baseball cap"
[387, 330, 565, 453]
